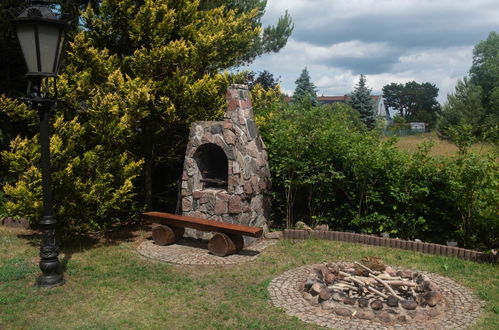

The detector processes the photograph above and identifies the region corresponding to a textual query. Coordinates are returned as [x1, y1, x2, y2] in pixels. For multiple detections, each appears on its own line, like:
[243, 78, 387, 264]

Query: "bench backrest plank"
[142, 211, 263, 238]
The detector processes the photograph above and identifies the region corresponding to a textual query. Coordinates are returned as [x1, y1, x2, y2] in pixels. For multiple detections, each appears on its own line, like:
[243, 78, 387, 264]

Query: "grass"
[395, 132, 495, 157]
[0, 226, 498, 329]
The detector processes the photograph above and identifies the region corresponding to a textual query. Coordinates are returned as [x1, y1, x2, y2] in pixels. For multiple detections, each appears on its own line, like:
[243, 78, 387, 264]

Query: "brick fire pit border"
[268, 264, 484, 329]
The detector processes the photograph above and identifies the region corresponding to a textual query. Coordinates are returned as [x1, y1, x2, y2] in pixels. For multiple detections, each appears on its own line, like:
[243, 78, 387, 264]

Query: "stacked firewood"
[301, 258, 444, 323]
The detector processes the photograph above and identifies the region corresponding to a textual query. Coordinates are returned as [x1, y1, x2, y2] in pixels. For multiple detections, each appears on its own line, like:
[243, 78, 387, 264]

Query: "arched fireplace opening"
[194, 143, 228, 190]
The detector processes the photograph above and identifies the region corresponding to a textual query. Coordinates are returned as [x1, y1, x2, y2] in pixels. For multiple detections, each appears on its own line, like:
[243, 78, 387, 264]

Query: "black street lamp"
[12, 0, 68, 288]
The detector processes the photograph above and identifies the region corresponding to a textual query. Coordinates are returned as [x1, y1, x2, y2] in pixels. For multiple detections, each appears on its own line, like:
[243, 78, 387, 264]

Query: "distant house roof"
[284, 95, 389, 118]
[285, 95, 381, 103]
[317, 95, 381, 103]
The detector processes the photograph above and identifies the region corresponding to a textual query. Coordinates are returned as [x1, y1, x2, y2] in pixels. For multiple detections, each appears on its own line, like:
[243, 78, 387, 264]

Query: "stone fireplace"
[180, 85, 271, 241]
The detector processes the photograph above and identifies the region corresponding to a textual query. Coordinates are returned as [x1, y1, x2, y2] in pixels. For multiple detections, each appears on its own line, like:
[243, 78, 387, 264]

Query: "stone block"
[214, 199, 228, 215]
[250, 195, 263, 211]
[228, 174, 240, 187]
[232, 161, 240, 174]
[182, 196, 192, 212]
[238, 111, 246, 125]
[228, 195, 242, 214]
[250, 176, 259, 193]
[223, 144, 235, 160]
[195, 124, 204, 140]
[237, 87, 249, 100]
[256, 153, 266, 167]
[243, 158, 258, 180]
[216, 192, 230, 201]
[247, 140, 258, 158]
[200, 194, 216, 206]
[226, 99, 241, 113]
[242, 200, 251, 212]
[246, 119, 257, 140]
[244, 181, 253, 194]
[229, 109, 239, 123]
[221, 214, 234, 223]
[201, 131, 212, 143]
[239, 212, 252, 225]
[211, 123, 223, 134]
[223, 129, 237, 145]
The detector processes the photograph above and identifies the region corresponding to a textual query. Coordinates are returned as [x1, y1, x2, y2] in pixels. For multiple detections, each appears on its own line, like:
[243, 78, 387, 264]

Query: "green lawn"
[0, 226, 497, 329]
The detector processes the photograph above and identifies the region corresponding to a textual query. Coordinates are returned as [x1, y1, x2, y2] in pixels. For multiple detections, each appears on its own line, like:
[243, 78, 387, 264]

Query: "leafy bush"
[1, 83, 144, 235]
[257, 99, 499, 250]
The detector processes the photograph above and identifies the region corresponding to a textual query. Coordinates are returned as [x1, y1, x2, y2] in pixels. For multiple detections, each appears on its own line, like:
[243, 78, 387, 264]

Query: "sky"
[243, 0, 499, 103]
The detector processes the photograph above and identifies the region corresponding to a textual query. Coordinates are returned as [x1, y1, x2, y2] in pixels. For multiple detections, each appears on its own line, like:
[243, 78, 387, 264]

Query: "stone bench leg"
[152, 224, 185, 246]
[208, 232, 244, 257]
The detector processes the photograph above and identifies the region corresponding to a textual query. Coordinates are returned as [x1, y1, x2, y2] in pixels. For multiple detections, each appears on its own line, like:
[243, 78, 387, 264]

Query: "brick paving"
[268, 263, 484, 329]
[137, 238, 276, 265]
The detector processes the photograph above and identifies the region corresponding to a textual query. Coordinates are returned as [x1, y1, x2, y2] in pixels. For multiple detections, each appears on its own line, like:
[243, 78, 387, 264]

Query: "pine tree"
[436, 78, 485, 139]
[293, 67, 318, 104]
[349, 74, 376, 128]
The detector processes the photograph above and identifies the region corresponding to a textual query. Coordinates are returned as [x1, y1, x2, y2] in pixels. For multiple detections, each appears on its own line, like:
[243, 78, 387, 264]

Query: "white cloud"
[245, 0, 498, 104]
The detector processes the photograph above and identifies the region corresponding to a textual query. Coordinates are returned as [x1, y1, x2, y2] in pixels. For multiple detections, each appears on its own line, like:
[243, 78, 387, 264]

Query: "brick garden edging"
[283, 229, 498, 263]
[1, 217, 29, 228]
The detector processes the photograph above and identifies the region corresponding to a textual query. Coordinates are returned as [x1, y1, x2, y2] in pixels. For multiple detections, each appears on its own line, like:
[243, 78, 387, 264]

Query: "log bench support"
[143, 212, 263, 257]
[152, 225, 185, 246]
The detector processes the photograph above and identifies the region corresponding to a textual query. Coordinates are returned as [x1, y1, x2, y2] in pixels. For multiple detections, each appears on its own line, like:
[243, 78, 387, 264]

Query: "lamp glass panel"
[16, 24, 38, 73]
[54, 28, 65, 74]
[38, 24, 60, 74]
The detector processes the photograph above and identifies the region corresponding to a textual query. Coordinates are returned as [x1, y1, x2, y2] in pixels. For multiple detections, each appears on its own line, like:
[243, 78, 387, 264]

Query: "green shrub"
[257, 100, 498, 250]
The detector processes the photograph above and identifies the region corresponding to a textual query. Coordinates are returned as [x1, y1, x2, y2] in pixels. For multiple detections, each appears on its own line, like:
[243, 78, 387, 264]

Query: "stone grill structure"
[181, 85, 271, 241]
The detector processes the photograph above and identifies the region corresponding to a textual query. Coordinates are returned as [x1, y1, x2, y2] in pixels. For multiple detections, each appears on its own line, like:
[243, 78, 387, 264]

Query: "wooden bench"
[142, 211, 263, 257]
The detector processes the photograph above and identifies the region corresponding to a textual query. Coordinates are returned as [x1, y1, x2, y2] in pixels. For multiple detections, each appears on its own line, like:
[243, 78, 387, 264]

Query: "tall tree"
[247, 70, 279, 91]
[469, 31, 499, 106]
[438, 32, 499, 140]
[349, 74, 376, 128]
[382, 81, 440, 124]
[1, 0, 293, 232]
[436, 78, 485, 139]
[293, 67, 318, 104]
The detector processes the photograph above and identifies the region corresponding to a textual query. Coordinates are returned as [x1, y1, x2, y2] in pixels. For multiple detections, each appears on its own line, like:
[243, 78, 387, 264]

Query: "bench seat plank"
[142, 211, 263, 238]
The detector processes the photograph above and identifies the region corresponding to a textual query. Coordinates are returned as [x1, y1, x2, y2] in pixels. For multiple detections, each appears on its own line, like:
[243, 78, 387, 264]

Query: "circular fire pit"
[268, 262, 483, 329]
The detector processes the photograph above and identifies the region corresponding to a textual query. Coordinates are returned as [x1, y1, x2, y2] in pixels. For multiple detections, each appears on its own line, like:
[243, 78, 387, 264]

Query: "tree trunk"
[143, 127, 153, 210]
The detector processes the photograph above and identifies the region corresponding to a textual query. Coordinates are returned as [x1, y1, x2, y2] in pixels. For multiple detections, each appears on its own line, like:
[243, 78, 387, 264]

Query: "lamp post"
[12, 0, 68, 288]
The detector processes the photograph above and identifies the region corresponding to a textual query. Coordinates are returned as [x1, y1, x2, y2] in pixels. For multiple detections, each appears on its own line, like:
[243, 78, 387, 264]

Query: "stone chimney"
[180, 85, 271, 242]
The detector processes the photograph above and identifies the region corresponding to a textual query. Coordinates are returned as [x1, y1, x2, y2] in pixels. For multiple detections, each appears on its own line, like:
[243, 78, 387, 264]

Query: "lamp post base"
[35, 273, 64, 288]
[37, 216, 64, 288]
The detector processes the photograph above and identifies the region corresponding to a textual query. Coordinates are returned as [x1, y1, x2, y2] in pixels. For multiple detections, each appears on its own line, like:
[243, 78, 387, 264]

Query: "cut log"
[208, 232, 244, 257]
[385, 280, 417, 287]
[369, 273, 403, 300]
[152, 224, 184, 245]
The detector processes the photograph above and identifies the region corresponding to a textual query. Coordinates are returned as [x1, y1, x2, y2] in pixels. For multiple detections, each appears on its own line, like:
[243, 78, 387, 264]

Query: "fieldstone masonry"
[181, 85, 271, 241]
